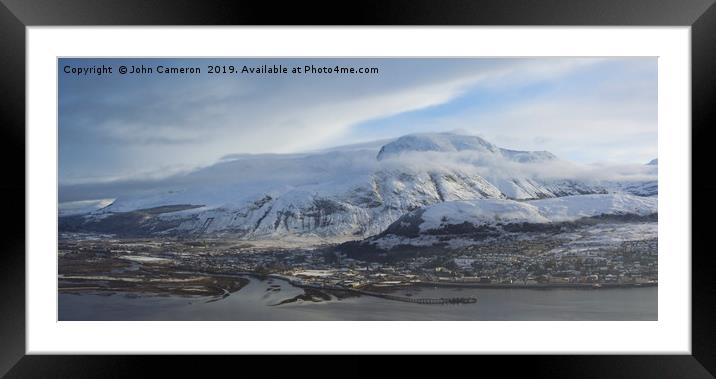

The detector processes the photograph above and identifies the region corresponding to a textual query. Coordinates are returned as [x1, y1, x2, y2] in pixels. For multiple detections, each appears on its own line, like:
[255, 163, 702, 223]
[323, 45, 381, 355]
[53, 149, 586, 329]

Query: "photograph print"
[58, 57, 658, 321]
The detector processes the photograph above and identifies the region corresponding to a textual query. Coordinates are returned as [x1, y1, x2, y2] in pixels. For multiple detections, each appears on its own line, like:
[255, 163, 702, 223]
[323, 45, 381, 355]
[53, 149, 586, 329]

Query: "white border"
[27, 27, 691, 354]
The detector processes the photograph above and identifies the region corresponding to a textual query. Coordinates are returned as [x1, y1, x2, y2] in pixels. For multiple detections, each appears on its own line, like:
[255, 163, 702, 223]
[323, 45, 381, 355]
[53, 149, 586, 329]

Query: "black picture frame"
[1, 0, 714, 377]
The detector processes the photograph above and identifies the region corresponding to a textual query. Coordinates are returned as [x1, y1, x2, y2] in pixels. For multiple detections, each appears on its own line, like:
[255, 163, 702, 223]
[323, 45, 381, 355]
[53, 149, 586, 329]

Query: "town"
[58, 225, 658, 300]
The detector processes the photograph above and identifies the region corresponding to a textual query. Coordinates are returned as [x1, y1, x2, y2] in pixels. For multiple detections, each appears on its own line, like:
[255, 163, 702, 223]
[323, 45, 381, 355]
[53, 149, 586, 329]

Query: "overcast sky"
[59, 57, 657, 186]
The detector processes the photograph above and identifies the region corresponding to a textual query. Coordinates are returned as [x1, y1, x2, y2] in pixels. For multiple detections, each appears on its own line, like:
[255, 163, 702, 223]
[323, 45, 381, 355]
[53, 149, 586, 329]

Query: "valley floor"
[58, 220, 658, 302]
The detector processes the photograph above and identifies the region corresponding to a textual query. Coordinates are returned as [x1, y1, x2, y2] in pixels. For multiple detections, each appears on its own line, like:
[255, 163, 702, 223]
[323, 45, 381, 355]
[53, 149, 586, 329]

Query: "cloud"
[59, 57, 655, 187]
[378, 150, 656, 183]
[59, 142, 657, 204]
[345, 58, 657, 165]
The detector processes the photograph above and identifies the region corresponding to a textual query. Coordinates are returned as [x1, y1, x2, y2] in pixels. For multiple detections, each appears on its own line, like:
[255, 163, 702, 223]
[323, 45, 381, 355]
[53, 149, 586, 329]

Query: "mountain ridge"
[60, 132, 657, 240]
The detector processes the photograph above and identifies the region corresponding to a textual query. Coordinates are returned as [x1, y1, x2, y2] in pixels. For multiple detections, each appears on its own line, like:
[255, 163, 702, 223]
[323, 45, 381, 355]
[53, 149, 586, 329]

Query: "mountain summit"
[376, 132, 556, 163]
[377, 133, 500, 160]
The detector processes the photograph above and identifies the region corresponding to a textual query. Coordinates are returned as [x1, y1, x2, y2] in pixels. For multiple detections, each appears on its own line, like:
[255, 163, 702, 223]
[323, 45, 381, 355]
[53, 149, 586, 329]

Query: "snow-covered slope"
[58, 199, 115, 216]
[381, 193, 657, 236]
[418, 199, 551, 232]
[60, 132, 656, 239]
[606, 181, 658, 197]
[530, 193, 657, 221]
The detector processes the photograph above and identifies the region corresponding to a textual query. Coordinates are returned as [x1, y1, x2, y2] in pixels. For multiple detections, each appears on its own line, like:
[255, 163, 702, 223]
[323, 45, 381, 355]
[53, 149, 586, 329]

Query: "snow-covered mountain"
[60, 133, 657, 240]
[602, 158, 658, 197]
[339, 193, 657, 255]
[383, 193, 657, 237]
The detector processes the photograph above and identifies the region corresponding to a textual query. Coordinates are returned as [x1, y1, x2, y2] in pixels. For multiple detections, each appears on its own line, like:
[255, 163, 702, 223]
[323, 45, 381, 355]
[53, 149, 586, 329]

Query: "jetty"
[355, 289, 477, 305]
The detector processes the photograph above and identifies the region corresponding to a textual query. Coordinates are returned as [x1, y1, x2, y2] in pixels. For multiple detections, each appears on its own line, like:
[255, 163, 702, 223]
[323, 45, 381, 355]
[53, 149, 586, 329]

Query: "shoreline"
[174, 270, 658, 291]
[57, 270, 657, 307]
[407, 281, 657, 290]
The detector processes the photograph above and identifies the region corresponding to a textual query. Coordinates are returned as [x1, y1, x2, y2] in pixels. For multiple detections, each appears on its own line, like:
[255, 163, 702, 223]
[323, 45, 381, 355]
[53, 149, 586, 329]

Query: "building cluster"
[59, 231, 658, 289]
[165, 237, 658, 288]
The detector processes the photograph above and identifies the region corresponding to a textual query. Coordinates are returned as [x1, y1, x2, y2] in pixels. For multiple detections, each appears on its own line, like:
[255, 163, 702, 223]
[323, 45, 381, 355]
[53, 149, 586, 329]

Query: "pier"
[355, 289, 477, 305]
